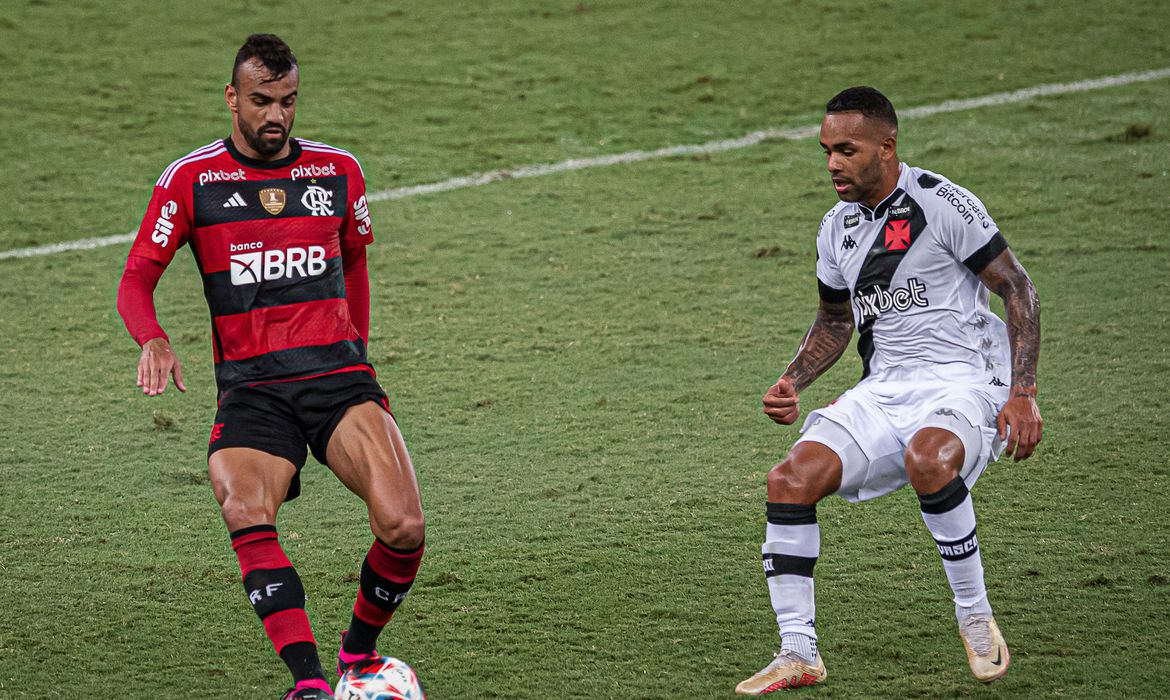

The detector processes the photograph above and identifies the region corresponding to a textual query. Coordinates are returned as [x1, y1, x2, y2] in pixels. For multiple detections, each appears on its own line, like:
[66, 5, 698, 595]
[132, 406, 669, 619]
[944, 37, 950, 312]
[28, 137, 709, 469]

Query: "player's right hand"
[763, 376, 800, 425]
[137, 337, 186, 396]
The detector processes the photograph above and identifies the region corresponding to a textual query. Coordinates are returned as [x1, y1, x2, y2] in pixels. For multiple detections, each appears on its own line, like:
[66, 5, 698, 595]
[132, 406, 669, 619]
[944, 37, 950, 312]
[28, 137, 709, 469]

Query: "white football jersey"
[815, 163, 1010, 385]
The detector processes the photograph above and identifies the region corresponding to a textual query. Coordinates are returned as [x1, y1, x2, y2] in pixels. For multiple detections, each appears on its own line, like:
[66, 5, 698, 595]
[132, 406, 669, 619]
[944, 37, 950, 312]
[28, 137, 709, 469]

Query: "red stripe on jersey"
[214, 298, 358, 362]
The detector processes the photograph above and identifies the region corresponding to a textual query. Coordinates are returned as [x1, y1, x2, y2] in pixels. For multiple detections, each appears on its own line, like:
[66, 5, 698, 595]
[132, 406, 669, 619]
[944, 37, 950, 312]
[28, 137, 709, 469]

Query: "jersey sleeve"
[341, 157, 374, 249]
[933, 181, 1008, 275]
[815, 214, 850, 303]
[128, 175, 193, 265]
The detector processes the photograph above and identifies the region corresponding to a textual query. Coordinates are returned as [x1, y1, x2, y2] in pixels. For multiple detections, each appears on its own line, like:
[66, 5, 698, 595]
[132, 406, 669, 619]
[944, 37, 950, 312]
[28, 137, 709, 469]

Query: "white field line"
[4, 66, 1168, 262]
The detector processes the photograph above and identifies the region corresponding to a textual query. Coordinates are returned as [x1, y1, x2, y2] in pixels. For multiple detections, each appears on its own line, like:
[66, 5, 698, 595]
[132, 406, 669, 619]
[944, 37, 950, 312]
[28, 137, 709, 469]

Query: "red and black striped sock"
[230, 525, 328, 689]
[342, 539, 424, 656]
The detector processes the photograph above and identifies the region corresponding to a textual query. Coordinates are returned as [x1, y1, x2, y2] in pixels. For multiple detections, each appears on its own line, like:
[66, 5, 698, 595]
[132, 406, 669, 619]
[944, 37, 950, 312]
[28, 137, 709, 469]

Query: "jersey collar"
[857, 162, 908, 221]
[223, 137, 303, 169]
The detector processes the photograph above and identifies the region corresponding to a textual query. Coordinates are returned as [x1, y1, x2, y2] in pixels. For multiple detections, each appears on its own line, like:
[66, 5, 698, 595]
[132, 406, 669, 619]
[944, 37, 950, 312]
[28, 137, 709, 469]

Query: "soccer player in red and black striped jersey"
[117, 35, 423, 700]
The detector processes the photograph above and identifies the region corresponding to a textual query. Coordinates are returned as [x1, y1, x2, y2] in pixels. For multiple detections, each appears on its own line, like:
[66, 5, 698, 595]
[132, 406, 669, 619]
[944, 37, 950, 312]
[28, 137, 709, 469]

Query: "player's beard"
[835, 154, 884, 204]
[242, 119, 292, 158]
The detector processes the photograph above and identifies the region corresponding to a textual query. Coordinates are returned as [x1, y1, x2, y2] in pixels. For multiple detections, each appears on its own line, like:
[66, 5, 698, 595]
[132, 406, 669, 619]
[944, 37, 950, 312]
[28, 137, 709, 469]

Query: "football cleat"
[337, 631, 381, 677]
[735, 650, 827, 694]
[280, 687, 334, 700]
[959, 614, 1010, 683]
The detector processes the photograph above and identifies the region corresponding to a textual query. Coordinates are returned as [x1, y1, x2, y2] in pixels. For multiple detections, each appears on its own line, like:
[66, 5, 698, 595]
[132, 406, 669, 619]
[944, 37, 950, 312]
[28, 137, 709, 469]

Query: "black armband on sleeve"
[817, 279, 851, 303]
[963, 231, 1009, 275]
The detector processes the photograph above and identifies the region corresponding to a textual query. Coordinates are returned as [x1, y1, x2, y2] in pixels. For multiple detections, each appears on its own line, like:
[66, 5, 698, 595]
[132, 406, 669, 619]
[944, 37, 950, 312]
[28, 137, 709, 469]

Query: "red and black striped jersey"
[129, 137, 376, 392]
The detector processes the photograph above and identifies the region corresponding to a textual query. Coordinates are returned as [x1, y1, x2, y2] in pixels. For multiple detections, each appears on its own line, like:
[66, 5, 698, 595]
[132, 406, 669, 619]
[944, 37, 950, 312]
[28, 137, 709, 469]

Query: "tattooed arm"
[979, 248, 1043, 460]
[762, 297, 854, 425]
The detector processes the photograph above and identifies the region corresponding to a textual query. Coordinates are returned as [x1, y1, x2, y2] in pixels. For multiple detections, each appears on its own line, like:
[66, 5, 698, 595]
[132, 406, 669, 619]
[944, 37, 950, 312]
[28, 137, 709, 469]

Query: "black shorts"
[207, 370, 391, 501]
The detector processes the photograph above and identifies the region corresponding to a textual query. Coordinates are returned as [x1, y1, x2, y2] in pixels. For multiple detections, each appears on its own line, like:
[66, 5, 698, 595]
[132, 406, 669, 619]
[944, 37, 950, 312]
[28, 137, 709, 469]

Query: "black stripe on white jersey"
[852, 190, 929, 379]
[962, 231, 1009, 275]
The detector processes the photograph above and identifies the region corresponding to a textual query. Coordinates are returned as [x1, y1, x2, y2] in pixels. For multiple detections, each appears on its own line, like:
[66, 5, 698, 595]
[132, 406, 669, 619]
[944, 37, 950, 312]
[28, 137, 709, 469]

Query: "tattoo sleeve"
[979, 249, 1041, 395]
[783, 299, 855, 393]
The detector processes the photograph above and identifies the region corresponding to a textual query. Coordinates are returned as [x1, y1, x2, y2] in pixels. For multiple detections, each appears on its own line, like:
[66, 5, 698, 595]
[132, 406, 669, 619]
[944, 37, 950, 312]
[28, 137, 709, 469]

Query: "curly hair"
[231, 33, 298, 85]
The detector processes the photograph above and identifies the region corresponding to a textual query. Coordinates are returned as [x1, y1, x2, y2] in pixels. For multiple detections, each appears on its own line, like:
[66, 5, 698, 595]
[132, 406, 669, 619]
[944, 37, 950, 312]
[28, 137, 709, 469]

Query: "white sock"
[918, 478, 993, 620]
[763, 503, 820, 645]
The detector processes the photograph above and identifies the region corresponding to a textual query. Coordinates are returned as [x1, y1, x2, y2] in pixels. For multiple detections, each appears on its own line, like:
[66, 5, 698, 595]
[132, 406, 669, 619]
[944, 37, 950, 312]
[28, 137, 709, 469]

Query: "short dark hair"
[825, 86, 898, 129]
[232, 34, 297, 85]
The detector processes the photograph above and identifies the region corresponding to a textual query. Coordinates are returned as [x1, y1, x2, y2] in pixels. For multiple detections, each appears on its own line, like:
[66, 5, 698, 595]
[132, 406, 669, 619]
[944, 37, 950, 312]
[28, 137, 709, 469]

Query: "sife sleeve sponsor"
[130, 180, 192, 265]
[340, 157, 374, 248]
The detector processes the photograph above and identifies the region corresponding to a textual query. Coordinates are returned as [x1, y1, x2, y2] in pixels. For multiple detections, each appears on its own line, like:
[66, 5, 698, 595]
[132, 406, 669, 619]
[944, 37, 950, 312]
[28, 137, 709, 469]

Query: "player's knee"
[904, 442, 959, 494]
[369, 508, 425, 550]
[218, 495, 277, 531]
[767, 460, 822, 505]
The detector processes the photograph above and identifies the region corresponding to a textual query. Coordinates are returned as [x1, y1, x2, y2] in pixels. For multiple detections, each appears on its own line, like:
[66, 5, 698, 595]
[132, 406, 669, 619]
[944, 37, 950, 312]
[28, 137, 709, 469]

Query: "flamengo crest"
[301, 185, 334, 216]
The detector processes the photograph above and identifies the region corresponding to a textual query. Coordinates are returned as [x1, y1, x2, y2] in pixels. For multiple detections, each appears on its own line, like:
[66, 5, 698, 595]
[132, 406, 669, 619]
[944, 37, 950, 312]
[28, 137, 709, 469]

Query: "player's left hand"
[137, 336, 187, 396]
[763, 376, 801, 425]
[997, 391, 1042, 461]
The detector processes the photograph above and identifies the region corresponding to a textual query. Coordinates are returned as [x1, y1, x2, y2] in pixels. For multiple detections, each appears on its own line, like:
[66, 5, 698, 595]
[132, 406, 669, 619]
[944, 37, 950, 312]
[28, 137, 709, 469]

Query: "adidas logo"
[223, 192, 247, 208]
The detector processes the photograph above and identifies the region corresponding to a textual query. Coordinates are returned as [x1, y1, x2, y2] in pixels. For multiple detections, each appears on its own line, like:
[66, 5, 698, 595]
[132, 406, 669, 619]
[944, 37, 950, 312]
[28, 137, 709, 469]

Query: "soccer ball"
[334, 656, 425, 700]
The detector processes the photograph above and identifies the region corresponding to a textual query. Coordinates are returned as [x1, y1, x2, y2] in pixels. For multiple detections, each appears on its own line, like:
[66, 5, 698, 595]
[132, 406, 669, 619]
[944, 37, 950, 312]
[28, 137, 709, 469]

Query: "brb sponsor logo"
[198, 168, 246, 186]
[230, 243, 328, 286]
[936, 185, 991, 229]
[353, 195, 372, 235]
[289, 162, 337, 180]
[854, 278, 929, 321]
[151, 200, 179, 247]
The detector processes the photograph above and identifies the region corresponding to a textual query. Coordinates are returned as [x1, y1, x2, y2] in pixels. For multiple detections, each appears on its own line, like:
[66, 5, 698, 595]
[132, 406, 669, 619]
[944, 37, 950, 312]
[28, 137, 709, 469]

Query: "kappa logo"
[198, 168, 246, 186]
[259, 188, 286, 215]
[353, 195, 372, 235]
[150, 200, 179, 247]
[289, 162, 337, 180]
[841, 234, 857, 251]
[301, 185, 334, 216]
[843, 213, 860, 228]
[885, 219, 911, 251]
[230, 245, 327, 286]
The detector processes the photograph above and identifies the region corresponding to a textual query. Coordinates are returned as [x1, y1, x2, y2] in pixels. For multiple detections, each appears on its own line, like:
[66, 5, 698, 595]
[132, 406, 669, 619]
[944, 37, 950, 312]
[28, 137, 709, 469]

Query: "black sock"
[279, 641, 327, 683]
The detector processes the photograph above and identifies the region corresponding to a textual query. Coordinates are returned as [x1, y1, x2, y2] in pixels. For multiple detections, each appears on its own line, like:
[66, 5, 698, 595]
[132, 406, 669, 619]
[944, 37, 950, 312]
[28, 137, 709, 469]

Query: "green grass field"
[2, 0, 1169, 697]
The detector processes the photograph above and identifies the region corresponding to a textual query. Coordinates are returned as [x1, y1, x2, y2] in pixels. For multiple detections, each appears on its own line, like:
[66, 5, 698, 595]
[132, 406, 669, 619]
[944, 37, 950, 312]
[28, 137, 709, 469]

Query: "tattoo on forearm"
[980, 253, 1041, 393]
[784, 303, 854, 393]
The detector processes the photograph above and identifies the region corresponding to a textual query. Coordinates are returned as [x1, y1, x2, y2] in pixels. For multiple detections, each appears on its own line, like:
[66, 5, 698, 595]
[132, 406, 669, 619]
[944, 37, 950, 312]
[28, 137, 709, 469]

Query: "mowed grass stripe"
[1, 66, 1167, 262]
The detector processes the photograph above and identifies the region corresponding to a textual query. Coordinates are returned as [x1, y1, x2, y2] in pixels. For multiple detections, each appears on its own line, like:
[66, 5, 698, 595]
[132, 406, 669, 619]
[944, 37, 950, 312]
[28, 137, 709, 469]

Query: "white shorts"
[795, 370, 1008, 502]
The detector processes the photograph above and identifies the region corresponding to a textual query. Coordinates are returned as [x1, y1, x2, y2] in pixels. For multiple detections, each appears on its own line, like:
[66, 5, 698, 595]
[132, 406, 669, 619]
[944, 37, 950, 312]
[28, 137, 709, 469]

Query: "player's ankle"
[781, 632, 818, 662]
[956, 596, 993, 620]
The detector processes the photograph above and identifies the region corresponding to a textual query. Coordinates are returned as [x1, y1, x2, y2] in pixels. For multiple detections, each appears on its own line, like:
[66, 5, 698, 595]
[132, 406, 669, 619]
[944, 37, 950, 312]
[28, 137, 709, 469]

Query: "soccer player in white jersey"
[735, 87, 1042, 694]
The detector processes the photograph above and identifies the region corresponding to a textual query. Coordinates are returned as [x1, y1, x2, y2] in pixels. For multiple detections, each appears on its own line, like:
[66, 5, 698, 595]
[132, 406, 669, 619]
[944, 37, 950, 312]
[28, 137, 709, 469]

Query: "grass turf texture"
[1, 0, 1169, 697]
